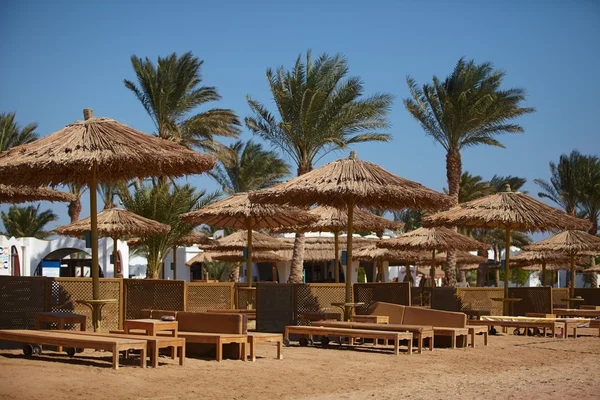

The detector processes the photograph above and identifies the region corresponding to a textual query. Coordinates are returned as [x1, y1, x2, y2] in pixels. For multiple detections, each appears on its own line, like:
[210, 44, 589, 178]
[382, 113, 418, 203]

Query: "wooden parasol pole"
[246, 217, 255, 288]
[541, 260, 546, 286]
[172, 245, 177, 280]
[334, 231, 340, 283]
[90, 160, 99, 300]
[503, 227, 511, 315]
[431, 250, 436, 288]
[112, 237, 119, 278]
[345, 200, 355, 319]
[569, 251, 575, 308]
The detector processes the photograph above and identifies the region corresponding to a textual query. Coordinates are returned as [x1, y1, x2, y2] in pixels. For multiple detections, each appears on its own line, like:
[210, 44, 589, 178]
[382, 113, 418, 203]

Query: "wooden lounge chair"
[469, 319, 567, 338]
[284, 325, 413, 355]
[0, 329, 146, 370]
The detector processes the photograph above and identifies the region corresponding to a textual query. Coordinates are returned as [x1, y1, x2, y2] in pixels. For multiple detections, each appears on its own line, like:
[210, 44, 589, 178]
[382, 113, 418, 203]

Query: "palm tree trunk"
[67, 199, 82, 223]
[589, 220, 598, 287]
[444, 150, 461, 287]
[476, 249, 487, 286]
[146, 248, 162, 279]
[288, 232, 306, 283]
[458, 267, 466, 283]
[229, 263, 240, 282]
[288, 163, 311, 283]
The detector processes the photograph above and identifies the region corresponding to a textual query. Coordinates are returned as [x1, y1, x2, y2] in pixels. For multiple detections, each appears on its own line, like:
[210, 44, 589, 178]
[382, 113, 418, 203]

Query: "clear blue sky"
[1, 0, 599, 236]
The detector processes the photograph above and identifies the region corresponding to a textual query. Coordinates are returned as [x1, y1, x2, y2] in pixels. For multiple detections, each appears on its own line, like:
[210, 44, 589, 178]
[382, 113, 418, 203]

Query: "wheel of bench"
[283, 338, 291, 347]
[65, 347, 76, 357]
[321, 336, 330, 346]
[23, 344, 33, 356]
[513, 329, 521, 336]
[299, 337, 313, 346]
[489, 327, 497, 335]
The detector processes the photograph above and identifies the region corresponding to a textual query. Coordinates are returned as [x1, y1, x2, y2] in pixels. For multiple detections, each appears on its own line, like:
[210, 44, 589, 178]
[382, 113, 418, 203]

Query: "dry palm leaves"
[174, 232, 211, 246]
[525, 230, 600, 254]
[0, 184, 77, 203]
[55, 208, 170, 238]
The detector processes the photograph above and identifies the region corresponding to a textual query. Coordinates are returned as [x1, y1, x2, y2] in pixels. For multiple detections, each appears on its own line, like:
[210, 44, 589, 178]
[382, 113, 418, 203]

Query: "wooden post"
[172, 246, 177, 280]
[345, 199, 355, 319]
[431, 250, 436, 288]
[90, 160, 99, 302]
[503, 227, 511, 316]
[334, 231, 340, 283]
[246, 217, 255, 287]
[569, 252, 575, 308]
[112, 237, 119, 278]
[272, 262, 277, 282]
[541, 260, 547, 287]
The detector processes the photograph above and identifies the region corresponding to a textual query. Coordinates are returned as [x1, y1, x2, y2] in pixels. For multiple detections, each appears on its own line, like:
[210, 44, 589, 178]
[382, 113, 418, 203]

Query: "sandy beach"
[1, 329, 599, 400]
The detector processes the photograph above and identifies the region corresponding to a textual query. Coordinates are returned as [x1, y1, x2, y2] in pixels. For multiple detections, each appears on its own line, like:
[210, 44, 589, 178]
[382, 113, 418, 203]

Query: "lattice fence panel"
[431, 287, 460, 311]
[124, 279, 184, 319]
[256, 283, 294, 333]
[50, 278, 121, 332]
[0, 277, 49, 329]
[457, 288, 503, 315]
[509, 287, 552, 315]
[235, 284, 256, 309]
[187, 283, 233, 312]
[353, 283, 411, 315]
[293, 284, 345, 323]
[574, 288, 600, 307]
[552, 288, 569, 308]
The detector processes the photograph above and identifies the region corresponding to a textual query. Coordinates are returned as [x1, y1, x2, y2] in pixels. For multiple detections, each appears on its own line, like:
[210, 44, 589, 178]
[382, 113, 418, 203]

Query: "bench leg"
[284, 327, 289, 340]
[57, 321, 64, 353]
[484, 331, 488, 346]
[429, 335, 434, 351]
[179, 345, 185, 366]
[407, 337, 412, 355]
[573, 327, 577, 339]
[112, 345, 119, 370]
[418, 333, 423, 354]
[277, 340, 283, 360]
[393, 336, 399, 355]
[249, 337, 256, 362]
[241, 342, 247, 362]
[552, 325, 556, 338]
[216, 339, 222, 362]
[140, 347, 146, 368]
[451, 333, 456, 349]
[470, 330, 475, 348]
[152, 344, 158, 368]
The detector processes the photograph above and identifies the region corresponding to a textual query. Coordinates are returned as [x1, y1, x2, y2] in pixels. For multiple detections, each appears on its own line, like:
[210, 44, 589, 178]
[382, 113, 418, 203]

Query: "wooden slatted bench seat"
[0, 329, 146, 370]
[469, 319, 567, 338]
[111, 329, 247, 362]
[206, 309, 257, 320]
[284, 325, 413, 355]
[314, 321, 434, 353]
[63, 330, 184, 368]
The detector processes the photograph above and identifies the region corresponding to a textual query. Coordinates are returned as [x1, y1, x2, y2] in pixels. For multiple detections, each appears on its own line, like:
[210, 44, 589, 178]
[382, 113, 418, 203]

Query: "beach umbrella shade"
[202, 230, 293, 252]
[511, 251, 584, 286]
[378, 227, 486, 288]
[55, 208, 170, 278]
[249, 151, 452, 310]
[180, 192, 315, 286]
[274, 206, 404, 282]
[0, 109, 215, 329]
[169, 232, 212, 280]
[524, 230, 600, 306]
[423, 184, 591, 314]
[0, 184, 77, 203]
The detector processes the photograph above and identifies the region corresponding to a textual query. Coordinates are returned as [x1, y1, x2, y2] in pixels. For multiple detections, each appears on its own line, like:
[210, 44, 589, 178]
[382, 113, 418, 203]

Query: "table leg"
[407, 336, 412, 355]
[417, 333, 423, 354]
[451, 332, 456, 349]
[393, 336, 399, 355]
[573, 326, 577, 339]
[484, 331, 488, 346]
[112, 345, 119, 370]
[277, 340, 283, 360]
[179, 345, 185, 366]
[57, 321, 64, 352]
[429, 335, 434, 351]
[470, 330, 475, 348]
[140, 346, 146, 368]
[249, 337, 255, 362]
[216, 339, 222, 362]
[240, 342, 247, 362]
[152, 344, 158, 368]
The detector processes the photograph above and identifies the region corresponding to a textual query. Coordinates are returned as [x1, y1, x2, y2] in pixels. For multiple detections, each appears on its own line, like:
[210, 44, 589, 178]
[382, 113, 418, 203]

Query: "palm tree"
[534, 151, 586, 215]
[119, 181, 220, 278]
[578, 155, 600, 235]
[404, 58, 535, 286]
[210, 140, 290, 195]
[98, 182, 122, 210]
[124, 52, 241, 152]
[446, 172, 492, 203]
[246, 50, 393, 283]
[66, 184, 86, 223]
[392, 209, 422, 233]
[1, 204, 57, 239]
[0, 112, 38, 151]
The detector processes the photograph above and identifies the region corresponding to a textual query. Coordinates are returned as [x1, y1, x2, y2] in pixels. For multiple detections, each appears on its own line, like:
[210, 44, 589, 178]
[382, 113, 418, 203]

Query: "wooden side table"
[331, 302, 365, 321]
[35, 312, 87, 352]
[247, 332, 283, 362]
[351, 315, 389, 324]
[124, 319, 178, 337]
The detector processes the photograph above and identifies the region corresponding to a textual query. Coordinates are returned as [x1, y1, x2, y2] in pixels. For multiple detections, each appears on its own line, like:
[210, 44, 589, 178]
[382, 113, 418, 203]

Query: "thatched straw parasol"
[0, 109, 215, 330]
[202, 230, 292, 252]
[0, 184, 77, 203]
[510, 251, 581, 286]
[524, 230, 600, 306]
[423, 185, 591, 314]
[378, 227, 486, 288]
[250, 151, 452, 312]
[169, 232, 212, 280]
[55, 208, 170, 278]
[272, 206, 403, 283]
[180, 192, 315, 286]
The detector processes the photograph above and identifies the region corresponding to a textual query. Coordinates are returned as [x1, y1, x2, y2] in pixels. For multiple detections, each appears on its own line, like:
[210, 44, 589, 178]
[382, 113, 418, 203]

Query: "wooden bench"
[299, 311, 341, 325]
[205, 309, 257, 320]
[65, 330, 184, 368]
[284, 325, 413, 355]
[589, 319, 600, 337]
[467, 325, 488, 347]
[470, 319, 567, 338]
[247, 332, 283, 362]
[314, 320, 433, 353]
[35, 312, 87, 352]
[111, 329, 247, 362]
[0, 329, 146, 370]
[351, 315, 389, 324]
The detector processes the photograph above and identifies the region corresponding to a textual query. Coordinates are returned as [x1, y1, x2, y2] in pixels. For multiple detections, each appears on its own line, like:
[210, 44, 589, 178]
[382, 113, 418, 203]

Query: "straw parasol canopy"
[202, 230, 292, 252]
[272, 206, 403, 283]
[250, 151, 452, 309]
[168, 232, 213, 280]
[0, 184, 77, 203]
[211, 251, 287, 263]
[180, 192, 315, 287]
[55, 208, 170, 278]
[511, 250, 582, 286]
[524, 230, 600, 304]
[377, 227, 486, 288]
[0, 109, 216, 329]
[423, 184, 591, 313]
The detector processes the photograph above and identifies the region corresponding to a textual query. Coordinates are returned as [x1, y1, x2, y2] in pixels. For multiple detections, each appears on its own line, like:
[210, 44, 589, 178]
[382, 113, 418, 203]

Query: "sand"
[1, 329, 599, 400]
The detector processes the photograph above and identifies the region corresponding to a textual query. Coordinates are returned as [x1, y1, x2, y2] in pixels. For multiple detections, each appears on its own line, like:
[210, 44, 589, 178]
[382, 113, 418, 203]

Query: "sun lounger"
[313, 321, 433, 353]
[0, 329, 146, 370]
[59, 330, 185, 368]
[284, 325, 413, 355]
[470, 316, 569, 338]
